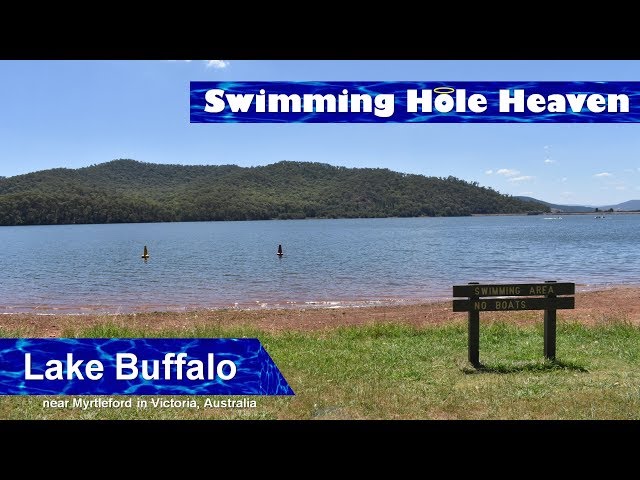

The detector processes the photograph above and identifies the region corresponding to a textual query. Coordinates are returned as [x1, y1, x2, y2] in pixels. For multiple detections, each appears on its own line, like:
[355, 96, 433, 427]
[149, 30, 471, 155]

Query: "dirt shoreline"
[0, 286, 638, 337]
[471, 211, 640, 216]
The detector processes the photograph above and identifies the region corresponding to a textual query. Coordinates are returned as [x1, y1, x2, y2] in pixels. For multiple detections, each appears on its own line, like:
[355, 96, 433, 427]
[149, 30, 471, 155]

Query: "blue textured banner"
[190, 81, 640, 123]
[0, 338, 293, 395]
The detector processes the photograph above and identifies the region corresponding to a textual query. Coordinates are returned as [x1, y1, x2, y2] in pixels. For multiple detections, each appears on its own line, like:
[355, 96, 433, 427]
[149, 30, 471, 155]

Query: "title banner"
[190, 81, 640, 123]
[0, 338, 294, 395]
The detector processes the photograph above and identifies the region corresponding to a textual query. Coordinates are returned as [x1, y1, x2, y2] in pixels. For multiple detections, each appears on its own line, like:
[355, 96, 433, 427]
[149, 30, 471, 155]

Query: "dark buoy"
[277, 244, 283, 257]
[141, 245, 150, 259]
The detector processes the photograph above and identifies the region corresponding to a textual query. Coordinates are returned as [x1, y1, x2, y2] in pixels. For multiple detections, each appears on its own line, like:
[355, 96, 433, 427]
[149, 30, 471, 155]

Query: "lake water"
[1, 215, 638, 313]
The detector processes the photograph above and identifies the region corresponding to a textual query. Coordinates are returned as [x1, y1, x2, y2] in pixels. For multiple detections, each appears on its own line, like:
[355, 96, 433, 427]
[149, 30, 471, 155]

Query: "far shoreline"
[1, 210, 639, 228]
[471, 211, 640, 216]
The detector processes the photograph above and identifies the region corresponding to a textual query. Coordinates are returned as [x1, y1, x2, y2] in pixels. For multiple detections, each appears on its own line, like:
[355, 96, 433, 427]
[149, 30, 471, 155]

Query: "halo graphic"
[433, 87, 455, 95]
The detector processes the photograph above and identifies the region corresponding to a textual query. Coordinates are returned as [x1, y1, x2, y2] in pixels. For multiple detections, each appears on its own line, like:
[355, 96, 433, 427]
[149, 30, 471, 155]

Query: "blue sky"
[0, 60, 639, 205]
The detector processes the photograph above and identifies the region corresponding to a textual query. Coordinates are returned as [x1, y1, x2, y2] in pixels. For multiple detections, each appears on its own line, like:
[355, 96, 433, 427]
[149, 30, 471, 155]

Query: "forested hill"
[0, 160, 549, 225]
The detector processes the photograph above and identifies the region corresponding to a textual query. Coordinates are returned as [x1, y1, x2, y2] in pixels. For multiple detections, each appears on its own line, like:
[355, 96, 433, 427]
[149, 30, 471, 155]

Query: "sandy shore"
[0, 285, 638, 337]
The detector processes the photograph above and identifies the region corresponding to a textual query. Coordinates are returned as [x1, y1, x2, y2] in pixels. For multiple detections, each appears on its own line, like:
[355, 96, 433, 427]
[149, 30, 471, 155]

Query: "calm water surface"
[1, 215, 638, 313]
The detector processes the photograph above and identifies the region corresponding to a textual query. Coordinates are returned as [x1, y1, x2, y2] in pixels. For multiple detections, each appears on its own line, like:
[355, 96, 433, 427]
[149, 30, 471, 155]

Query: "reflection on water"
[0, 215, 638, 313]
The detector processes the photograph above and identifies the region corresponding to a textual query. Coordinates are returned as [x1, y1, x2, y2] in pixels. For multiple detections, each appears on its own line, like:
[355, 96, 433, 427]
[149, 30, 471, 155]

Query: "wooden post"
[543, 280, 557, 360]
[468, 282, 480, 367]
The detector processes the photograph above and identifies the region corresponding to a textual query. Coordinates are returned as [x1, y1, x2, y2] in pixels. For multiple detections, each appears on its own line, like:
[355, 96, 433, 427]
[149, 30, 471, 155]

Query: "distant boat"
[543, 217, 563, 220]
[277, 244, 283, 257]
[595, 215, 606, 219]
[141, 245, 150, 259]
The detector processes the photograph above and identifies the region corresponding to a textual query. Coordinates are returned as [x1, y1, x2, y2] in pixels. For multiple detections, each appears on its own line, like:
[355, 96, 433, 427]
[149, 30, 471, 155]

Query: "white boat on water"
[543, 217, 563, 220]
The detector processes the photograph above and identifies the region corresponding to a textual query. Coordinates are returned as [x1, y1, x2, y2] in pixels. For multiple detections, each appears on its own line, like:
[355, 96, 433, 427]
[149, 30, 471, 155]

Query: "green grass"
[2, 320, 640, 419]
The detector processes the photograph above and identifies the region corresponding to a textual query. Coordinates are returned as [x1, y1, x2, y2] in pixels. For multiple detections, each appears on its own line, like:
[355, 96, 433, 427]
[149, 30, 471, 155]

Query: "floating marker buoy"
[142, 245, 150, 259]
[277, 244, 283, 257]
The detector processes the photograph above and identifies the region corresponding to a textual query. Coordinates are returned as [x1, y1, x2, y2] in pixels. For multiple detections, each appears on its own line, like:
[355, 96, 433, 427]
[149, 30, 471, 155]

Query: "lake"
[1, 214, 638, 313]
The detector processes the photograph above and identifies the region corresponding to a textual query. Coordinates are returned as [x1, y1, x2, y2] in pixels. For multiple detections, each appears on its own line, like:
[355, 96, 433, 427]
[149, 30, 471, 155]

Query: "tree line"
[0, 160, 549, 225]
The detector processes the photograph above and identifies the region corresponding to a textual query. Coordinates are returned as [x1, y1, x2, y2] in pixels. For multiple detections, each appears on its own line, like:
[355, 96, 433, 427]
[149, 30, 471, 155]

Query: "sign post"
[543, 280, 557, 360]
[468, 282, 480, 367]
[452, 281, 575, 366]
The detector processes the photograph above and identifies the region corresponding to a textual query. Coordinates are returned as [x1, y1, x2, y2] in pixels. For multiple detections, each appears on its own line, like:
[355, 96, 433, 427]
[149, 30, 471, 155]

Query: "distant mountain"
[515, 196, 594, 213]
[600, 200, 640, 211]
[517, 196, 640, 212]
[0, 160, 549, 226]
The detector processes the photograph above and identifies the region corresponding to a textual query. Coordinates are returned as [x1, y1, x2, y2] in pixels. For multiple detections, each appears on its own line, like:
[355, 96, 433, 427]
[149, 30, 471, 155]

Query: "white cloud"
[561, 177, 568, 183]
[167, 59, 229, 69]
[205, 60, 229, 69]
[615, 186, 627, 190]
[508, 176, 535, 182]
[496, 168, 520, 177]
[594, 172, 613, 178]
[484, 169, 493, 175]
[544, 159, 555, 164]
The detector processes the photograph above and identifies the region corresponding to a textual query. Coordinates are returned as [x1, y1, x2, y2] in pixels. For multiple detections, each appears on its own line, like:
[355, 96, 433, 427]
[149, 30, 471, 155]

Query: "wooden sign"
[452, 281, 575, 367]
[453, 283, 575, 298]
[453, 296, 575, 312]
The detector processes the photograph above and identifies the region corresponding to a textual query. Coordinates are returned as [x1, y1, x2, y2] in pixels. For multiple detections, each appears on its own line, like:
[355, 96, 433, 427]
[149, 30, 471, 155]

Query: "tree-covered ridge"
[0, 159, 549, 225]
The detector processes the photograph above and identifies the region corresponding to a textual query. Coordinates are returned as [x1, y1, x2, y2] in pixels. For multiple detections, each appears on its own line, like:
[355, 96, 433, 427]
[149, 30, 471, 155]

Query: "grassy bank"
[1, 321, 639, 419]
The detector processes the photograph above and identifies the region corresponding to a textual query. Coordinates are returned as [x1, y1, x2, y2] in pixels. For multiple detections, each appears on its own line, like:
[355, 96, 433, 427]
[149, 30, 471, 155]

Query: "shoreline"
[1, 210, 638, 229]
[0, 282, 634, 316]
[1, 285, 639, 337]
[471, 211, 640, 216]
